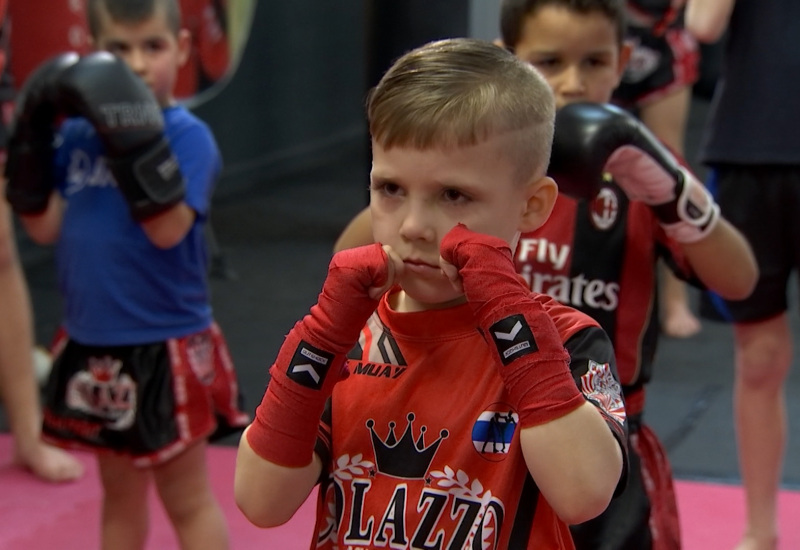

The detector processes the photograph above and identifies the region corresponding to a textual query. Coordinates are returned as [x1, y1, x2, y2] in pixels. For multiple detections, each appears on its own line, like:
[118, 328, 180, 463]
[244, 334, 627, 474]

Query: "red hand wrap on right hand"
[440, 225, 584, 427]
[247, 244, 388, 466]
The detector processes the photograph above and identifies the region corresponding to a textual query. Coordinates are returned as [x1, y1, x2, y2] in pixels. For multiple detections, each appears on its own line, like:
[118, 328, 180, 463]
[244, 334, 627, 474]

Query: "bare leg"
[97, 452, 151, 550]
[0, 179, 83, 482]
[732, 315, 789, 550]
[154, 441, 229, 550]
[639, 88, 702, 338]
[660, 263, 702, 338]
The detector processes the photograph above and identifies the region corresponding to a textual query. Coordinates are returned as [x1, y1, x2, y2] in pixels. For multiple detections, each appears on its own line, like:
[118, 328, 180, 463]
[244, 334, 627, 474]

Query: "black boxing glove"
[549, 102, 719, 243]
[57, 51, 185, 221]
[5, 52, 80, 214]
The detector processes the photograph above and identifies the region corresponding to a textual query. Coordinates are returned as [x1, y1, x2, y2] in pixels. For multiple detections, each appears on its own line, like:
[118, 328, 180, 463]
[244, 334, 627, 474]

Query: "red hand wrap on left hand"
[440, 225, 584, 427]
[247, 244, 389, 466]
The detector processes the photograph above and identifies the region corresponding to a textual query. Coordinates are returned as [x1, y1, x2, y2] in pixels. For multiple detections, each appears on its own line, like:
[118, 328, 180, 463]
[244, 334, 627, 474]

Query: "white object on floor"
[32, 346, 52, 386]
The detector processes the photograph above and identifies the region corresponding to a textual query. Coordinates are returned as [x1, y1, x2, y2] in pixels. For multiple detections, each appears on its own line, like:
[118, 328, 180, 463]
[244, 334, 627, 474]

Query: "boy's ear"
[616, 40, 633, 81]
[493, 38, 515, 54]
[177, 29, 192, 68]
[519, 175, 558, 233]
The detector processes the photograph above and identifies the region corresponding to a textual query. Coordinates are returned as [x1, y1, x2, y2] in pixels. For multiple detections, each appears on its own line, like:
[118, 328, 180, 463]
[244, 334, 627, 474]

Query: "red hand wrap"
[440, 225, 584, 427]
[247, 244, 388, 466]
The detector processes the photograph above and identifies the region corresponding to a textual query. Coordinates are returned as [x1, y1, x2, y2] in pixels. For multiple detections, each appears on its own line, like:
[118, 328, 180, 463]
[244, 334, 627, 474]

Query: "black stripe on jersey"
[376, 329, 407, 365]
[565, 325, 630, 497]
[507, 474, 539, 548]
[571, 188, 629, 348]
[347, 342, 363, 361]
[316, 398, 333, 478]
[563, 326, 617, 381]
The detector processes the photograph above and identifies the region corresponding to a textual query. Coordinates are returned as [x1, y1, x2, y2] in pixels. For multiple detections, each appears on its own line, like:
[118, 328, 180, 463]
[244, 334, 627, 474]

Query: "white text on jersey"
[516, 237, 570, 270]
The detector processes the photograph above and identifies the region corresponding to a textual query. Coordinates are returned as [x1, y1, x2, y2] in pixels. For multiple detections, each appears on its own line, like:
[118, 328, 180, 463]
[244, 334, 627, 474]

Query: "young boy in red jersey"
[236, 37, 628, 549]
[333, 1, 757, 548]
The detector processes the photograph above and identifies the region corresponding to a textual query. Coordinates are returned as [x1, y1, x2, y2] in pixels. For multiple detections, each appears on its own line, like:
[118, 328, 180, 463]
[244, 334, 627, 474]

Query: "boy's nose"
[399, 203, 436, 242]
[560, 66, 587, 95]
[126, 49, 147, 76]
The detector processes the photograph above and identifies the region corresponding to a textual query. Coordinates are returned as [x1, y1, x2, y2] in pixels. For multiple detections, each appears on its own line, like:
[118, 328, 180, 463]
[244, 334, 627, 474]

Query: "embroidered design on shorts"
[66, 355, 137, 430]
[186, 332, 215, 385]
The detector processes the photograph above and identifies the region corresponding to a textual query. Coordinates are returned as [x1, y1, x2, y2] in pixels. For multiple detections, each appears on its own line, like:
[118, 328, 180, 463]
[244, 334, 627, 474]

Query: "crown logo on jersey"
[366, 413, 448, 479]
[88, 356, 123, 383]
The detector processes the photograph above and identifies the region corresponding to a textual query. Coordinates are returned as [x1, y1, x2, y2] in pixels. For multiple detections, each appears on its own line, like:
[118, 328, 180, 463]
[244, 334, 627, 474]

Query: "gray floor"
[8, 96, 800, 490]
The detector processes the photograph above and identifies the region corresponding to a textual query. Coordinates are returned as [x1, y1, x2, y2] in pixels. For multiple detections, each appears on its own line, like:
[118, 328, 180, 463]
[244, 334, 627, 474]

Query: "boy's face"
[370, 134, 552, 311]
[512, 6, 629, 109]
[91, 5, 190, 106]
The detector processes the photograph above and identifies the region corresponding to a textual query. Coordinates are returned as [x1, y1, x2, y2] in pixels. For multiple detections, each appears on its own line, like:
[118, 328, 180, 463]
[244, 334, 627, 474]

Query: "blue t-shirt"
[53, 105, 222, 345]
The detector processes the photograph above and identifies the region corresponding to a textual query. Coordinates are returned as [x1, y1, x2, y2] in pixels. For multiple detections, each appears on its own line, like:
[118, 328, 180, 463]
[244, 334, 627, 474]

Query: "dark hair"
[87, 0, 182, 38]
[500, 0, 626, 51]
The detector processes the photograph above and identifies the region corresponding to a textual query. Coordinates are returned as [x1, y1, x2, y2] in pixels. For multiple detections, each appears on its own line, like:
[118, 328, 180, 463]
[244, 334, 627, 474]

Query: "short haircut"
[367, 38, 555, 184]
[86, 0, 182, 38]
[500, 0, 627, 51]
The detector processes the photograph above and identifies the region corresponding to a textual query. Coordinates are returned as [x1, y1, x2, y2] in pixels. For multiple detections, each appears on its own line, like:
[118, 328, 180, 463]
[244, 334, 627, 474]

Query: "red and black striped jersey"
[626, 0, 686, 33]
[514, 183, 696, 410]
[312, 291, 627, 549]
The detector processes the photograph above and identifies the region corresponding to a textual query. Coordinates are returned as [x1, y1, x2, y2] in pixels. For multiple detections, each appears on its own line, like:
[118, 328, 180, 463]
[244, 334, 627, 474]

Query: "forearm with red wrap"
[440, 225, 585, 427]
[247, 244, 388, 467]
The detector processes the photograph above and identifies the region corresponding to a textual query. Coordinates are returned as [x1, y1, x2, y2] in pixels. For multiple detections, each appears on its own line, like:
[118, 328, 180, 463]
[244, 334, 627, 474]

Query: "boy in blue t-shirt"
[4, 0, 248, 548]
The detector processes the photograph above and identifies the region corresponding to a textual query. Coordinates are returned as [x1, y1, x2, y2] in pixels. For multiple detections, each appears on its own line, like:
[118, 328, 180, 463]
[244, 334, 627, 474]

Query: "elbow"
[25, 231, 58, 246]
[236, 501, 291, 529]
[146, 217, 189, 249]
[141, 204, 193, 249]
[685, 20, 726, 44]
[234, 487, 296, 529]
[552, 448, 622, 525]
[20, 219, 59, 245]
[149, 232, 185, 250]
[714, 264, 759, 301]
[719, 280, 757, 302]
[556, 483, 616, 525]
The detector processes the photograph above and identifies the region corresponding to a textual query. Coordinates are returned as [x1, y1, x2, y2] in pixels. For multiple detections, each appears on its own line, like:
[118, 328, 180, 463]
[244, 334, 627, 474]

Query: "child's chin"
[399, 280, 464, 311]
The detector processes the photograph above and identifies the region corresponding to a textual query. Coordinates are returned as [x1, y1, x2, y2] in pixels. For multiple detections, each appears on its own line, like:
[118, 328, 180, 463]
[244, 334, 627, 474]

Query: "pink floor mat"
[1, 434, 797, 549]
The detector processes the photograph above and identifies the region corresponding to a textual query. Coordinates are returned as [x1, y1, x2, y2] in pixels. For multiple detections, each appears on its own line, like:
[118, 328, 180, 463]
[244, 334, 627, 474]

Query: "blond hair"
[367, 38, 555, 183]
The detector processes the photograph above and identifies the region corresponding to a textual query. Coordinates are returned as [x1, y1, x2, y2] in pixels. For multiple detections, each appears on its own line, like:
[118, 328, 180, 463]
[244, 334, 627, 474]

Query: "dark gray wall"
[193, 1, 470, 199]
[193, 1, 369, 197]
